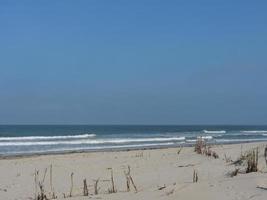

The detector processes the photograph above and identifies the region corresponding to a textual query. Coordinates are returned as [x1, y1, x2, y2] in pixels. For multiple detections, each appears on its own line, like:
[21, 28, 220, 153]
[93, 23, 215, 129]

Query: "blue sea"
[0, 125, 267, 156]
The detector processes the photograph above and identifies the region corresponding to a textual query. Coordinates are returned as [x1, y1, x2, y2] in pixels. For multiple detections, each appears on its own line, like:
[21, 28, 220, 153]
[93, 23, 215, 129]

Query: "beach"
[0, 141, 267, 200]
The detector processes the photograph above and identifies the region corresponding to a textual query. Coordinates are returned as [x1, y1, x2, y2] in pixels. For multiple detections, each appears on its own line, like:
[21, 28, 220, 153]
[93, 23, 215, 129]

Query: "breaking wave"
[203, 130, 226, 134]
[0, 134, 96, 141]
[241, 130, 267, 134]
[0, 137, 185, 146]
[4, 142, 176, 155]
[197, 136, 213, 140]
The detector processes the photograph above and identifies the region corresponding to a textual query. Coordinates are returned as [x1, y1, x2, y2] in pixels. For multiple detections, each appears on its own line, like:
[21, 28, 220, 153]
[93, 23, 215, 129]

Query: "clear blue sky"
[0, 1, 266, 125]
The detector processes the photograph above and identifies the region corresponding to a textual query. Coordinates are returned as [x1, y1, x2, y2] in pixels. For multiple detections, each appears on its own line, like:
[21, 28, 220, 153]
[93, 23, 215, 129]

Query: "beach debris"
[193, 170, 198, 183]
[124, 165, 138, 192]
[178, 164, 195, 168]
[107, 168, 117, 193]
[157, 184, 166, 190]
[69, 172, 74, 197]
[83, 179, 89, 196]
[256, 186, 267, 190]
[0, 188, 7, 192]
[93, 178, 100, 195]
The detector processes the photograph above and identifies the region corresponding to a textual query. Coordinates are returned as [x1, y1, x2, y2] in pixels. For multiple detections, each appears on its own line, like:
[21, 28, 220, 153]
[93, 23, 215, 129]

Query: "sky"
[0, 1, 267, 125]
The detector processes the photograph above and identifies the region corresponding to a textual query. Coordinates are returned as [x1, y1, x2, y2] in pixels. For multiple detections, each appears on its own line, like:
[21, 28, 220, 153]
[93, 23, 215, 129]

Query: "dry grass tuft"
[194, 138, 206, 154]
[224, 154, 232, 163]
[232, 147, 259, 174]
[227, 168, 239, 177]
[246, 148, 258, 173]
[194, 138, 219, 159]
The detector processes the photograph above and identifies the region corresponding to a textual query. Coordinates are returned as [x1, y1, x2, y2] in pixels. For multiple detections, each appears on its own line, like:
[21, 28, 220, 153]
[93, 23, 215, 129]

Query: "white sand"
[0, 142, 267, 200]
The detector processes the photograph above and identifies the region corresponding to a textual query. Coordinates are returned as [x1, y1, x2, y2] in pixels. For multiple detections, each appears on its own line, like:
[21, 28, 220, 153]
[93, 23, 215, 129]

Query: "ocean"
[0, 125, 267, 156]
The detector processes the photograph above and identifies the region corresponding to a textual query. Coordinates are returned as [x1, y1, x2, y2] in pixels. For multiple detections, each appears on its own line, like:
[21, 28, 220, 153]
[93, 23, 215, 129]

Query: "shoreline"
[1, 140, 266, 160]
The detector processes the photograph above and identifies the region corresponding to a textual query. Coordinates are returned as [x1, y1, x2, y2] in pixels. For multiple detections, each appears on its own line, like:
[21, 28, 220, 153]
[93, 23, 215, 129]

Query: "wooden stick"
[42, 168, 48, 184]
[93, 178, 100, 195]
[34, 169, 37, 200]
[124, 171, 130, 192]
[50, 165, 53, 192]
[69, 172, 74, 197]
[83, 179, 88, 196]
[110, 169, 116, 193]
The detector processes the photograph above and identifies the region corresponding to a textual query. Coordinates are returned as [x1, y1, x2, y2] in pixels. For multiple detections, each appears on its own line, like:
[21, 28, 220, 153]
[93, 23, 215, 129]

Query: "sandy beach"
[0, 142, 266, 200]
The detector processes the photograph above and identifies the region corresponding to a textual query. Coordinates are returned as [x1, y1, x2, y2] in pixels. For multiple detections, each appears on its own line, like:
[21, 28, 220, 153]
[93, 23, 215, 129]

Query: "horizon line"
[1, 124, 267, 126]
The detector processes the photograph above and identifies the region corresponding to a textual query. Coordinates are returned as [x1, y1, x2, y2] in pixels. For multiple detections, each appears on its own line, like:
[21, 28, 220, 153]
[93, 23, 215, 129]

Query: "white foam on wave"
[0, 137, 185, 146]
[203, 130, 226, 134]
[216, 138, 267, 143]
[241, 130, 267, 134]
[0, 134, 96, 141]
[186, 139, 197, 143]
[4, 142, 176, 155]
[197, 136, 213, 140]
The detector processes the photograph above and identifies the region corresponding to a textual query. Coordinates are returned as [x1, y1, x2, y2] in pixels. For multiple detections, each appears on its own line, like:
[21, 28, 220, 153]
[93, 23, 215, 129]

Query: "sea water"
[0, 125, 267, 156]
